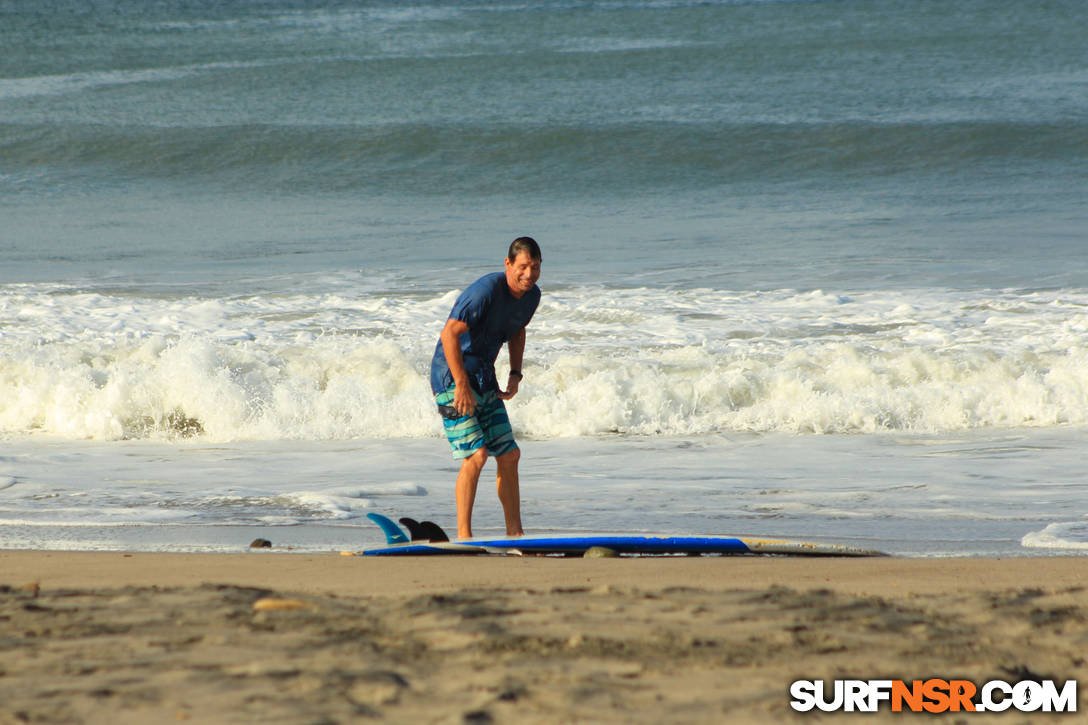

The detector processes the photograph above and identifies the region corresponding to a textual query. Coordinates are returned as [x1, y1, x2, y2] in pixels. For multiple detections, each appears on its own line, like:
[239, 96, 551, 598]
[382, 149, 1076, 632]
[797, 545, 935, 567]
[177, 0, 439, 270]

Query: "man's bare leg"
[456, 448, 488, 539]
[495, 447, 524, 536]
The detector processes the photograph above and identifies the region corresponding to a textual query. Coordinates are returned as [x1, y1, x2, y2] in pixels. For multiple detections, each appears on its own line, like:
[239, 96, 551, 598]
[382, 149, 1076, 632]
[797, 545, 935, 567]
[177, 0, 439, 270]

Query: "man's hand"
[441, 318, 477, 416]
[498, 373, 520, 401]
[453, 382, 477, 416]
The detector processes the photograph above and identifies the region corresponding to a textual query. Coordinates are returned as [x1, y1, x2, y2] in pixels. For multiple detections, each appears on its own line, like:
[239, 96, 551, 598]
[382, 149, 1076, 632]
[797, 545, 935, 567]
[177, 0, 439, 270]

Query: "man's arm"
[440, 318, 477, 416]
[499, 327, 526, 401]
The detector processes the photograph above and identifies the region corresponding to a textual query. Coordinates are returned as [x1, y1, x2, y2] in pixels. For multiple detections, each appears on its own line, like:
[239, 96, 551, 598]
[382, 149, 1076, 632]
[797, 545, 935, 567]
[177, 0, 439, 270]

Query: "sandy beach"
[2, 552, 1086, 723]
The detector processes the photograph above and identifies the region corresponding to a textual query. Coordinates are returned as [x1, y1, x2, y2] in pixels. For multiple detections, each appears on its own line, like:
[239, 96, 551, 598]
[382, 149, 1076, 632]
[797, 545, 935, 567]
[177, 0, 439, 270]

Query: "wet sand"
[2, 552, 1086, 723]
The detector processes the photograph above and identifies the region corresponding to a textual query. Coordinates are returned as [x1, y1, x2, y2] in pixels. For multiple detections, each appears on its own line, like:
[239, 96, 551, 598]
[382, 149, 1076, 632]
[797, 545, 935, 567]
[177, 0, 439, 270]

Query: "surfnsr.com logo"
[790, 678, 1078, 713]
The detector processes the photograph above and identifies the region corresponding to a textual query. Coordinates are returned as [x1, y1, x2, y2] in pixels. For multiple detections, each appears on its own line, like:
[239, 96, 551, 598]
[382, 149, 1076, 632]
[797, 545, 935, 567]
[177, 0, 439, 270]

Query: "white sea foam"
[0, 61, 296, 101]
[2, 283, 1087, 441]
[0, 68, 186, 100]
[1021, 521, 1088, 551]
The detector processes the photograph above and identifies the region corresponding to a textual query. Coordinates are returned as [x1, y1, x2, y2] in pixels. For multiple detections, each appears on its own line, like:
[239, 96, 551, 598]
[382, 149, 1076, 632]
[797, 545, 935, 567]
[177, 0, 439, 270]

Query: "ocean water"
[2, 0, 1087, 556]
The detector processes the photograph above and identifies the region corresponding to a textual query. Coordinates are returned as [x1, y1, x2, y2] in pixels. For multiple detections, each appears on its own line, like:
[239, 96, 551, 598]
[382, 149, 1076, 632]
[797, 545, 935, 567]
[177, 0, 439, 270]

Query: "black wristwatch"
[509, 370, 523, 380]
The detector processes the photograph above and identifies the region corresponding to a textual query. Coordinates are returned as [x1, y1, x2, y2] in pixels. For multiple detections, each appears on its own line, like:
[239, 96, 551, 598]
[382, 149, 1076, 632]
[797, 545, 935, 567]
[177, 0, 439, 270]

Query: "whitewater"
[3, 282, 1088, 441]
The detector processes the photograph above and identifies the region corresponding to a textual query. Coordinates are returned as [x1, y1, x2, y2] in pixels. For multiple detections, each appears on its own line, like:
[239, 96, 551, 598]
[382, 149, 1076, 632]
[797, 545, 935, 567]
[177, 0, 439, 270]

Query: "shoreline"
[3, 552, 1086, 723]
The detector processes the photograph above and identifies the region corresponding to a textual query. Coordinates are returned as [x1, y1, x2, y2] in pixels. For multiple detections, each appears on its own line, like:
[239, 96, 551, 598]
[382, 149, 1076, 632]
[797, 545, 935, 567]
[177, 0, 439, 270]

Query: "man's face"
[504, 251, 541, 298]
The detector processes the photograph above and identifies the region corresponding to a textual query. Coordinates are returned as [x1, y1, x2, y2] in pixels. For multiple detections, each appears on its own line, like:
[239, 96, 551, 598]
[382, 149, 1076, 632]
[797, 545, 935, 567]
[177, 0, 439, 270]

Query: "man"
[430, 237, 542, 539]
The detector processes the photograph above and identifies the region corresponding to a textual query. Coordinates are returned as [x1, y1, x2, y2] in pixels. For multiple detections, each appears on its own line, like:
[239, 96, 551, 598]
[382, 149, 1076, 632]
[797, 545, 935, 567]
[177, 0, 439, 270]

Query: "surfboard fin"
[420, 520, 450, 542]
[366, 512, 409, 545]
[398, 517, 427, 541]
[399, 517, 450, 543]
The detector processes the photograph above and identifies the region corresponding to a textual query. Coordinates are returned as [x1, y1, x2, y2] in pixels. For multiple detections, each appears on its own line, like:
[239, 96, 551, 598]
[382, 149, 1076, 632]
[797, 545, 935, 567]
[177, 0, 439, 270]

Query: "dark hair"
[508, 236, 542, 262]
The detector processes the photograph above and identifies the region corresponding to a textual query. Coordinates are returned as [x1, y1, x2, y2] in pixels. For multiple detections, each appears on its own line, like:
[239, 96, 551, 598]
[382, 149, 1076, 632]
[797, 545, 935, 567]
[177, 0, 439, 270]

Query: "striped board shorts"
[435, 385, 518, 459]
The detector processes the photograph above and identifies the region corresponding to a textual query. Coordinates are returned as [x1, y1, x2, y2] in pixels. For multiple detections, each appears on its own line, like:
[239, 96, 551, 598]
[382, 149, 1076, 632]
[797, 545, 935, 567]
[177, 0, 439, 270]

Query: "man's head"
[505, 236, 542, 298]
[507, 236, 542, 264]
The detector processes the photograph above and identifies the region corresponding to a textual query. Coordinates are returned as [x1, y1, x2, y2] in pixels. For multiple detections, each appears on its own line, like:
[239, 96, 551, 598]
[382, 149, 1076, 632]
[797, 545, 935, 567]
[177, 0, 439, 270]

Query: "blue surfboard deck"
[361, 512, 886, 557]
[360, 523, 885, 558]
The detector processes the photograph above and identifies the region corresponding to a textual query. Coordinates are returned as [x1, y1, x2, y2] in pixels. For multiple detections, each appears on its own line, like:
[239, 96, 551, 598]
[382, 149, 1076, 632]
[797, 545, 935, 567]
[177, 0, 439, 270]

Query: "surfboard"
[362, 513, 886, 557]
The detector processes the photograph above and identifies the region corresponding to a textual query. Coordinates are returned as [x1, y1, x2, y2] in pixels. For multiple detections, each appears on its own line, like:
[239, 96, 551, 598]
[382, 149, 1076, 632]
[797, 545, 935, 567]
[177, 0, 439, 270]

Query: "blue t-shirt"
[430, 272, 541, 395]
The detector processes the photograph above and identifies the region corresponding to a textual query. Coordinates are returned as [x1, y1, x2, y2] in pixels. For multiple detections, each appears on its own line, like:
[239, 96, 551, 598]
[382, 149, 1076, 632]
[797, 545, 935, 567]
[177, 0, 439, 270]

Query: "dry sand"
[2, 551, 1087, 723]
